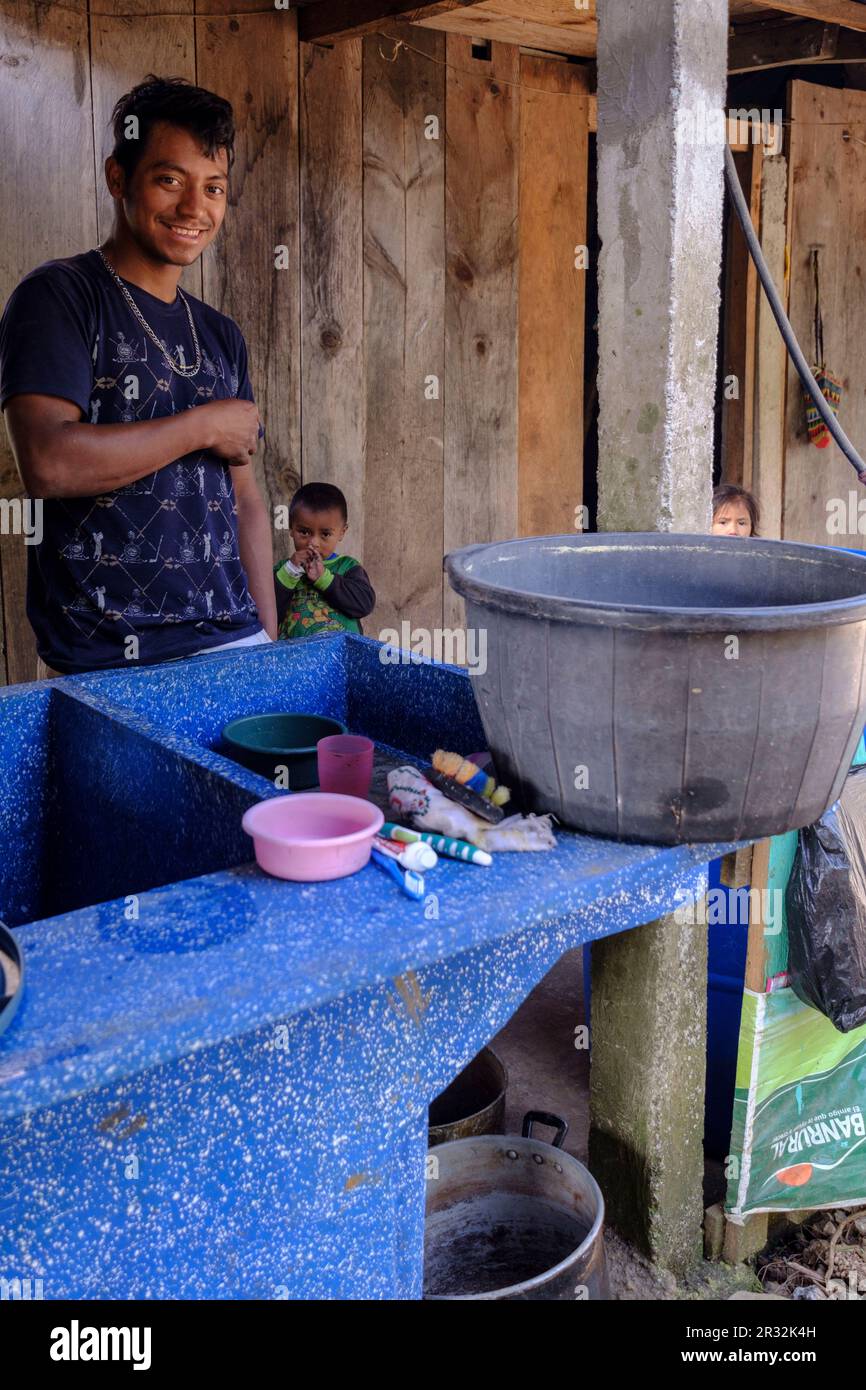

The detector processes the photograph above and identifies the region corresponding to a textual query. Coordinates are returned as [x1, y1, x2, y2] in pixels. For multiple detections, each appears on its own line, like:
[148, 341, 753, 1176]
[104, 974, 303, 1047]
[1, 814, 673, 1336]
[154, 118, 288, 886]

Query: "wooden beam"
[730, 16, 866, 71]
[744, 838, 773, 992]
[762, 1, 866, 34]
[300, 1, 866, 62]
[730, 19, 839, 72]
[718, 845, 754, 889]
[743, 144, 763, 494]
[416, 0, 597, 58]
[721, 147, 762, 491]
[297, 0, 482, 43]
[753, 153, 789, 540]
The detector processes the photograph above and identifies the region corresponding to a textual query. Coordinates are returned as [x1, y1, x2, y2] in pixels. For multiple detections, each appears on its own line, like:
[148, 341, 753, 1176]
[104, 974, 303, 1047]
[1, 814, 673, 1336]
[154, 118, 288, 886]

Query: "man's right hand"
[4, 393, 264, 501]
[203, 399, 261, 466]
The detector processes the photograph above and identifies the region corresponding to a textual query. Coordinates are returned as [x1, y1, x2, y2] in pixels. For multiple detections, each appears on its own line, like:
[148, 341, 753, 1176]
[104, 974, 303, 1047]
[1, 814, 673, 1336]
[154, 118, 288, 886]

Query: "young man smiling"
[0, 75, 277, 676]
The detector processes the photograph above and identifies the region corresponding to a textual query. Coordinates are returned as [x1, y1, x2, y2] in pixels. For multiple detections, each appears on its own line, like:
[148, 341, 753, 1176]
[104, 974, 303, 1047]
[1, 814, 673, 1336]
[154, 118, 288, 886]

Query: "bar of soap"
[427, 768, 504, 823]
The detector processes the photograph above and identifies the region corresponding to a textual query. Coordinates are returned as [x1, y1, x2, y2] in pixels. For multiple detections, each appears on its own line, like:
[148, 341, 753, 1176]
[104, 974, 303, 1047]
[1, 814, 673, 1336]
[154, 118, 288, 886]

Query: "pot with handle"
[424, 1111, 609, 1300]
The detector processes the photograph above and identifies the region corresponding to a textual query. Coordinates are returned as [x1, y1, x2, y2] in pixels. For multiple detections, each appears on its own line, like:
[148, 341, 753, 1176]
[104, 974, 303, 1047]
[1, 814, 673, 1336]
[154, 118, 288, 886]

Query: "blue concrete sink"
[0, 685, 262, 928]
[0, 634, 743, 1299]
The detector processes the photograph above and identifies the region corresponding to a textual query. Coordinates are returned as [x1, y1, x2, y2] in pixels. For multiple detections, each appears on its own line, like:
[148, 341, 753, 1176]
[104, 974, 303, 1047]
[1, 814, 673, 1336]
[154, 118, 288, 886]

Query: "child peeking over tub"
[273, 483, 375, 639]
[711, 483, 759, 538]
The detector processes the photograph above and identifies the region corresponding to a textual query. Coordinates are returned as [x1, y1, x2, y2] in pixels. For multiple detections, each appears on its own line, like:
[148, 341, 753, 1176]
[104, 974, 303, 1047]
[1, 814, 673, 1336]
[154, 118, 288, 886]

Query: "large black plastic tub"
[445, 533, 866, 844]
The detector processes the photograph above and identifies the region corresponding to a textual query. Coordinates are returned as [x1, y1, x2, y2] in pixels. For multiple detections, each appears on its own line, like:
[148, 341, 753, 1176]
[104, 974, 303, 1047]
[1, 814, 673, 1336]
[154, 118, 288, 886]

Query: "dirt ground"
[491, 948, 763, 1300]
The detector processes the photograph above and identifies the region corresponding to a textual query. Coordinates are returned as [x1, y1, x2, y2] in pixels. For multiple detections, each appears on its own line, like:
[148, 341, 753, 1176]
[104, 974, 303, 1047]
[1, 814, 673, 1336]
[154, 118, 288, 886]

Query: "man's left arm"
[231, 464, 277, 639]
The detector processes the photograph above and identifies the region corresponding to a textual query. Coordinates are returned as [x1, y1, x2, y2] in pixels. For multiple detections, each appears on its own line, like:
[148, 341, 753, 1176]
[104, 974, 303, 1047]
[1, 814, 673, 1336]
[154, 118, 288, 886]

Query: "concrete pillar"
[589, 0, 728, 1273]
[595, 0, 727, 533]
[589, 909, 708, 1271]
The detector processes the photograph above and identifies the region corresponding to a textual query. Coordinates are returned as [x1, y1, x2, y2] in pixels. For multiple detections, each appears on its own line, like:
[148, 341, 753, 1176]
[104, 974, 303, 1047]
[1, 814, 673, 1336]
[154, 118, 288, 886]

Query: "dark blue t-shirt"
[0, 249, 263, 672]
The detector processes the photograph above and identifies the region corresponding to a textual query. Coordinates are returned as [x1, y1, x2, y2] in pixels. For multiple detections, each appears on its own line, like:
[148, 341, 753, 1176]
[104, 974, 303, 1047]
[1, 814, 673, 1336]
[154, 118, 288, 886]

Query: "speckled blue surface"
[0, 634, 743, 1298]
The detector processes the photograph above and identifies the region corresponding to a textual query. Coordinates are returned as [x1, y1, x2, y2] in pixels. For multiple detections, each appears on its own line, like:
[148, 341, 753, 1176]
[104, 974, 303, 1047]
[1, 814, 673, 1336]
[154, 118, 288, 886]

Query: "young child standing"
[274, 483, 375, 639]
[711, 483, 760, 538]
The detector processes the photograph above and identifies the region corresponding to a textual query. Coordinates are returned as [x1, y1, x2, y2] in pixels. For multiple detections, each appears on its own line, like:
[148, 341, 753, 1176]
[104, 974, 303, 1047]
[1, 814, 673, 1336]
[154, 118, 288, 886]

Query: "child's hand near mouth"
[302, 546, 325, 582]
[290, 544, 320, 576]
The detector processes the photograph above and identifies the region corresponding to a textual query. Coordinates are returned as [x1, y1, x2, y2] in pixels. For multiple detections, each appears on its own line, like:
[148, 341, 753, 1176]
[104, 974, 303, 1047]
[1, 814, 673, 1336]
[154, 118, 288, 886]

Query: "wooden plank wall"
[0, 6, 589, 680]
[299, 39, 365, 557]
[443, 35, 520, 631]
[782, 80, 866, 546]
[0, 0, 97, 685]
[198, 0, 300, 542]
[518, 53, 589, 538]
[90, 0, 199, 294]
[362, 26, 445, 637]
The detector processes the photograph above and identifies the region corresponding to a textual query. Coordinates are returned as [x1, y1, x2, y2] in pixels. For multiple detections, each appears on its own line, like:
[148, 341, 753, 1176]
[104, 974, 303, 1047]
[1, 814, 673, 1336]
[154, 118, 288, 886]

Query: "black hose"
[723, 143, 866, 485]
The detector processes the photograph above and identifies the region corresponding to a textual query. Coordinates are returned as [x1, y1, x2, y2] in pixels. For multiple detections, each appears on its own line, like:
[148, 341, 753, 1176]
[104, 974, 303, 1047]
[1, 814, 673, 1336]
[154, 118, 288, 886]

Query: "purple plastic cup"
[317, 734, 375, 798]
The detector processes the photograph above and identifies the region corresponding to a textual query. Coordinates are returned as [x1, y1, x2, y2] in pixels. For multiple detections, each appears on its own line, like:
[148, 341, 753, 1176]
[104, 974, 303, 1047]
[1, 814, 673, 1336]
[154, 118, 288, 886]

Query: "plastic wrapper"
[786, 766, 866, 1033]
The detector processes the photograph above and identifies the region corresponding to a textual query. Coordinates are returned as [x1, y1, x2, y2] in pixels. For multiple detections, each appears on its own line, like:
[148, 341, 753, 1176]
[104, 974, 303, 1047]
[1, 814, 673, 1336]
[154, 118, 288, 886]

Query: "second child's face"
[290, 505, 347, 558]
[712, 500, 752, 537]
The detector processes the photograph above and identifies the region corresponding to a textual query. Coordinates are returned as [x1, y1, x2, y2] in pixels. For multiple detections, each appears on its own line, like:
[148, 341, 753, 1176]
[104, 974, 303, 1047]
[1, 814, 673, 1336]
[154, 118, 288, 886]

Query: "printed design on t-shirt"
[163, 341, 189, 372]
[55, 314, 247, 640]
[94, 324, 237, 436]
[57, 473, 244, 637]
[110, 330, 146, 364]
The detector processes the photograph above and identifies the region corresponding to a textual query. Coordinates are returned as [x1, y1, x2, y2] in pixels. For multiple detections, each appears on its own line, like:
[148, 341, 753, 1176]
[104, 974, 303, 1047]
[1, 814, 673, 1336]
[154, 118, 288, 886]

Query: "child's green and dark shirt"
[274, 553, 375, 639]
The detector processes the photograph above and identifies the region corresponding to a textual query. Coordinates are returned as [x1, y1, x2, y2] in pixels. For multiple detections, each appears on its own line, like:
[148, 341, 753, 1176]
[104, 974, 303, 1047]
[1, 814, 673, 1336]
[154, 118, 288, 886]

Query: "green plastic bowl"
[221, 712, 347, 789]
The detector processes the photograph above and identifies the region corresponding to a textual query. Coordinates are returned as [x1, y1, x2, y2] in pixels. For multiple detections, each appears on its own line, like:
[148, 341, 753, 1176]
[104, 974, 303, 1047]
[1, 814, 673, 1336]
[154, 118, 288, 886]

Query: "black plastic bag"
[786, 766, 866, 1033]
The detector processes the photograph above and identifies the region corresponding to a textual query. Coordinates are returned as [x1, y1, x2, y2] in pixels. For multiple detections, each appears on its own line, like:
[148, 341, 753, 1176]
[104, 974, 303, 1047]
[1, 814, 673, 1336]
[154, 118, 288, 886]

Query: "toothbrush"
[373, 835, 438, 871]
[370, 847, 425, 900]
[381, 822, 493, 867]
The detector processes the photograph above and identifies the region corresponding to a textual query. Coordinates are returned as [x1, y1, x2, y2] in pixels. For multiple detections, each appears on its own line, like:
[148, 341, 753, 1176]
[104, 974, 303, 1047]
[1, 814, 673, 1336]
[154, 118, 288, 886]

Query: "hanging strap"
[812, 247, 825, 371]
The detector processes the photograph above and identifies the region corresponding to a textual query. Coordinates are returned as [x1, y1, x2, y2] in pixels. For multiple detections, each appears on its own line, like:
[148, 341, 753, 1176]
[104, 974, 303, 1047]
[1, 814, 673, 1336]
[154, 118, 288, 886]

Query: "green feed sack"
[725, 987, 866, 1221]
[724, 746, 866, 1220]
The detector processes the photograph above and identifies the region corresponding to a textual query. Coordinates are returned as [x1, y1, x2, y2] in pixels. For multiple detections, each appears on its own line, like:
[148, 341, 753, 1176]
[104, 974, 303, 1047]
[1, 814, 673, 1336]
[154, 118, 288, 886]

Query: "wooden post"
[753, 156, 789, 539]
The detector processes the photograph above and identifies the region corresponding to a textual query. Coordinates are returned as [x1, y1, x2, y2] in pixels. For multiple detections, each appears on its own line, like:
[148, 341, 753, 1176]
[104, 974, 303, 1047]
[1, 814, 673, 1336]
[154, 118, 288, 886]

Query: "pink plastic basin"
[242, 793, 384, 882]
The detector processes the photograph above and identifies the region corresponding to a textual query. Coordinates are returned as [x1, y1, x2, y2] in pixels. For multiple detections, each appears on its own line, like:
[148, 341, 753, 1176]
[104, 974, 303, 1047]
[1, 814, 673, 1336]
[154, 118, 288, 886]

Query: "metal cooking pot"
[428, 1046, 507, 1147]
[424, 1111, 609, 1300]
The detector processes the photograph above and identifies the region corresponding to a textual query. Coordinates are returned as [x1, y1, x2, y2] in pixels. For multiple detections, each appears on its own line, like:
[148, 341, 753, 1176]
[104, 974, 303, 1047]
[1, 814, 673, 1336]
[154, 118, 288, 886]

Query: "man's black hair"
[109, 74, 235, 182]
[290, 483, 348, 523]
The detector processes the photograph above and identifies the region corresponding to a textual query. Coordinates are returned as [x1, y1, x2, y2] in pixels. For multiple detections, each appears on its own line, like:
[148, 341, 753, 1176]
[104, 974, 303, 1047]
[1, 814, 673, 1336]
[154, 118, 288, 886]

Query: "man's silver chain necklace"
[95, 246, 202, 378]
